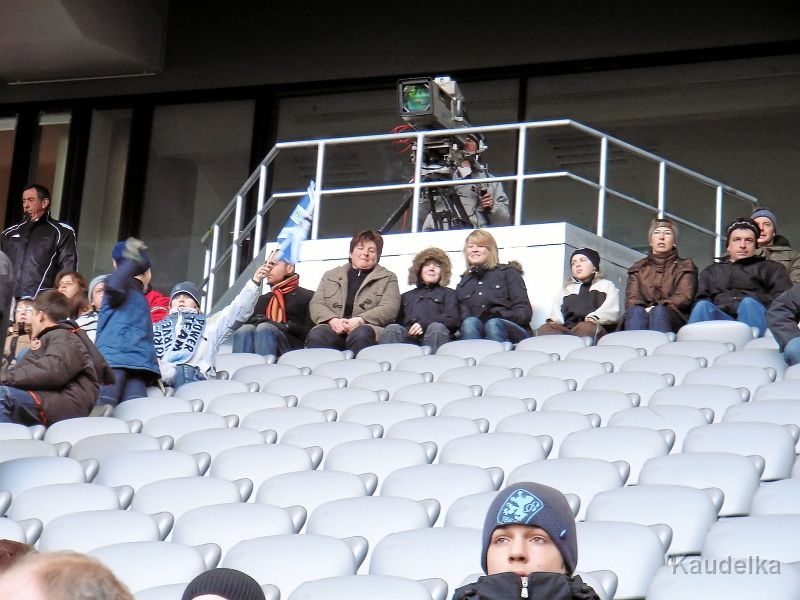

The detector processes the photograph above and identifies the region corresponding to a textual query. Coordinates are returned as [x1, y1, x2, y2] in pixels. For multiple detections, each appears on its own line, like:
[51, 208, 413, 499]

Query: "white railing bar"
[514, 127, 527, 227]
[657, 161, 667, 218]
[206, 223, 220, 311]
[411, 132, 425, 233]
[597, 136, 608, 237]
[311, 142, 326, 241]
[229, 194, 243, 287]
[715, 186, 724, 258]
[253, 164, 267, 259]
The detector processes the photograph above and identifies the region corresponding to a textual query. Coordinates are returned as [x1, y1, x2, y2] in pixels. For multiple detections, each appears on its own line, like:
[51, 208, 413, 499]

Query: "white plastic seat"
[231, 363, 306, 390]
[683, 365, 776, 397]
[437, 339, 511, 362]
[350, 370, 431, 397]
[598, 330, 674, 355]
[69, 432, 169, 464]
[750, 479, 800, 515]
[172, 502, 301, 558]
[702, 515, 800, 564]
[438, 396, 534, 430]
[638, 452, 764, 516]
[559, 426, 673, 484]
[281, 421, 381, 455]
[90, 540, 220, 594]
[439, 432, 550, 477]
[516, 335, 590, 358]
[39, 509, 171, 553]
[542, 390, 638, 425]
[723, 399, 800, 450]
[288, 574, 439, 600]
[94, 449, 208, 491]
[677, 320, 755, 350]
[0, 438, 63, 463]
[314, 358, 386, 384]
[745, 335, 780, 349]
[0, 516, 41, 544]
[682, 422, 798, 480]
[0, 423, 39, 441]
[607, 405, 712, 452]
[307, 496, 439, 570]
[567, 344, 643, 371]
[714, 348, 787, 380]
[507, 457, 629, 520]
[0, 456, 97, 496]
[495, 410, 598, 455]
[223, 534, 363, 597]
[341, 400, 430, 429]
[241, 406, 332, 440]
[262, 374, 345, 402]
[585, 484, 722, 556]
[358, 343, 429, 369]
[256, 470, 378, 516]
[752, 379, 800, 401]
[480, 349, 555, 374]
[7, 482, 132, 527]
[141, 411, 237, 442]
[44, 416, 138, 446]
[206, 392, 289, 420]
[438, 365, 522, 390]
[130, 476, 251, 522]
[298, 387, 385, 413]
[278, 347, 351, 369]
[215, 352, 267, 376]
[529, 359, 612, 389]
[386, 416, 488, 448]
[486, 375, 575, 403]
[649, 383, 748, 422]
[174, 427, 273, 460]
[173, 379, 254, 404]
[210, 444, 320, 490]
[324, 437, 435, 485]
[582, 371, 673, 405]
[395, 354, 471, 381]
[112, 396, 203, 424]
[391, 382, 478, 413]
[576, 521, 671, 599]
[784, 363, 800, 380]
[653, 338, 734, 363]
[380, 464, 502, 522]
[620, 354, 705, 384]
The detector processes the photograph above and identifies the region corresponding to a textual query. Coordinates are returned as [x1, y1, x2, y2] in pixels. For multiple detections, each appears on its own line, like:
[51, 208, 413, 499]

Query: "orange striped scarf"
[266, 274, 299, 322]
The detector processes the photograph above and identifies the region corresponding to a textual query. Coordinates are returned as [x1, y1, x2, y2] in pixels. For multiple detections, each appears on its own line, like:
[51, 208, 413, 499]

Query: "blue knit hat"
[482, 482, 578, 574]
[170, 281, 202, 308]
[112, 240, 152, 270]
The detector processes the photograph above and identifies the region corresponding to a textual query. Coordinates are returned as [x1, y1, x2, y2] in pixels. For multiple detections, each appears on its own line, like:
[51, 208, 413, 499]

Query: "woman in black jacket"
[456, 230, 532, 344]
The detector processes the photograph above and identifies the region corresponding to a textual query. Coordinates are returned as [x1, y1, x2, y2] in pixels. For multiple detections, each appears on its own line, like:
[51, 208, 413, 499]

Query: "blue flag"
[275, 181, 316, 264]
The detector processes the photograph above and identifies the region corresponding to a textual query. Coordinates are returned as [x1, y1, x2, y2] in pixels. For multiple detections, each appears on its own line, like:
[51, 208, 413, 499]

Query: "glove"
[123, 237, 149, 266]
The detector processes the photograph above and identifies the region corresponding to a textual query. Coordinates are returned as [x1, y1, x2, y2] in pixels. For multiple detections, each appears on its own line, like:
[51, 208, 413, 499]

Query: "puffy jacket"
[548, 274, 621, 327]
[397, 284, 460, 332]
[453, 572, 600, 600]
[626, 250, 697, 323]
[0, 323, 114, 425]
[766, 284, 800, 351]
[457, 262, 533, 328]
[754, 235, 800, 284]
[696, 255, 792, 316]
[0, 213, 77, 297]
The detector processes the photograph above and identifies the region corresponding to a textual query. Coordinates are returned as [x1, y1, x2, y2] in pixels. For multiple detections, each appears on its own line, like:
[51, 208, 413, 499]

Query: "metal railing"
[201, 119, 758, 310]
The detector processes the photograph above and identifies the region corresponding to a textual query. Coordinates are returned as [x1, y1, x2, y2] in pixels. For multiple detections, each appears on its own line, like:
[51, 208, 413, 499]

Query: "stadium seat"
[240, 406, 333, 440]
[341, 400, 431, 429]
[438, 396, 534, 430]
[439, 365, 522, 390]
[313, 357, 387, 384]
[638, 452, 764, 516]
[784, 363, 800, 380]
[607, 405, 712, 451]
[38, 509, 171, 553]
[69, 432, 170, 464]
[619, 354, 705, 384]
[174, 427, 274, 460]
[173, 379, 256, 404]
[278, 347, 352, 369]
[567, 344, 643, 371]
[713, 348, 787, 379]
[256, 470, 377, 516]
[0, 456, 97, 496]
[439, 432, 550, 479]
[677, 320, 755, 350]
[298, 387, 386, 412]
[542, 390, 638, 425]
[210, 444, 320, 490]
[350, 370, 432, 398]
[0, 516, 41, 544]
[231, 363, 307, 390]
[444, 490, 580, 529]
[752, 379, 800, 401]
[0, 422, 41, 441]
[744, 335, 780, 350]
[682, 422, 798, 480]
[480, 349, 555, 374]
[94, 449, 209, 491]
[0, 438, 65, 463]
[391, 382, 478, 413]
[130, 476, 252, 523]
[261, 373, 345, 402]
[206, 391, 289, 420]
[112, 396, 203, 424]
[750, 479, 800, 515]
[437, 339, 511, 362]
[486, 375, 576, 403]
[324, 437, 436, 485]
[516, 335, 590, 358]
[288, 574, 442, 600]
[702, 515, 800, 564]
[386, 416, 488, 448]
[141, 411, 238, 442]
[648, 383, 748, 422]
[723, 399, 800, 450]
[582, 371, 673, 405]
[44, 416, 140, 446]
[529, 359, 612, 389]
[653, 339, 735, 366]
[598, 329, 674, 355]
[495, 410, 598, 455]
[7, 482, 132, 526]
[358, 343, 429, 369]
[395, 354, 471, 381]
[282, 421, 381, 455]
[559, 426, 674, 483]
[215, 352, 267, 376]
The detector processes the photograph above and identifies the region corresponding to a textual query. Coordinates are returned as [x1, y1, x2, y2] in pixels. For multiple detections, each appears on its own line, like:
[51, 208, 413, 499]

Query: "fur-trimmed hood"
[409, 247, 452, 286]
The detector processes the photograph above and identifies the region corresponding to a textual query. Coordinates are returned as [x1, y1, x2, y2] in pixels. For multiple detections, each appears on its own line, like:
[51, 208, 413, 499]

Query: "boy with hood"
[453, 482, 599, 599]
[380, 247, 459, 352]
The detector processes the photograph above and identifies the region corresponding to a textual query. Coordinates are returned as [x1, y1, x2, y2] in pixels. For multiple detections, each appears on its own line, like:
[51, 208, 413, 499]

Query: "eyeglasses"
[15, 307, 34, 314]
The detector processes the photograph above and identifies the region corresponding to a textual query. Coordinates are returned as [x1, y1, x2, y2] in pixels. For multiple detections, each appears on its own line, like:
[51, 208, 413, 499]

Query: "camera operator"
[421, 136, 510, 231]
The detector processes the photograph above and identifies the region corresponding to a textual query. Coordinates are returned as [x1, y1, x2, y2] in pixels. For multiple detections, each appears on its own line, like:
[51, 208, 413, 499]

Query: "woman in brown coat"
[624, 218, 697, 333]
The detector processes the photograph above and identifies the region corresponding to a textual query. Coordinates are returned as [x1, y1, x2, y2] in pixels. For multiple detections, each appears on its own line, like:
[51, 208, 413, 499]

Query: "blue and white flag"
[275, 180, 316, 264]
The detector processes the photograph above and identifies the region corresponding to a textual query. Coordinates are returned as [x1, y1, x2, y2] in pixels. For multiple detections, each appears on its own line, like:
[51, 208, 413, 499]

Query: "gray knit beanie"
[182, 568, 265, 600]
[481, 482, 578, 575]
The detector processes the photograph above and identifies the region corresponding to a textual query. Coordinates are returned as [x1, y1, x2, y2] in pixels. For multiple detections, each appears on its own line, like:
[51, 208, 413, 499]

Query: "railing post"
[253, 164, 267, 259]
[657, 161, 667, 218]
[514, 124, 526, 226]
[596, 136, 608, 236]
[715, 186, 724, 258]
[410, 132, 425, 233]
[230, 194, 243, 287]
[206, 223, 220, 312]
[310, 142, 326, 241]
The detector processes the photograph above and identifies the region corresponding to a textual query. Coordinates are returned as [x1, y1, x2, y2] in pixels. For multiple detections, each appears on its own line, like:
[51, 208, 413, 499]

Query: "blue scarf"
[153, 311, 207, 365]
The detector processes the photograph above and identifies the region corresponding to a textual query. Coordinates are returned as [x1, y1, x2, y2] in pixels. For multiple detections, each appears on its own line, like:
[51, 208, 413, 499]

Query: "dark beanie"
[170, 281, 203, 308]
[182, 568, 265, 600]
[481, 482, 578, 575]
[726, 217, 761, 245]
[112, 240, 152, 270]
[570, 248, 600, 271]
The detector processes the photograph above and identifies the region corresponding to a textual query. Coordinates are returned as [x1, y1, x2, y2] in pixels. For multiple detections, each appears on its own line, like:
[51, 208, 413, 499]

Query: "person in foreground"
[453, 481, 599, 599]
[767, 283, 800, 366]
[182, 567, 266, 600]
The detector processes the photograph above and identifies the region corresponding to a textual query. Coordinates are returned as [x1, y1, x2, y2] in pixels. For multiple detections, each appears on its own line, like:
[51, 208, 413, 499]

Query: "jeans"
[173, 365, 206, 390]
[688, 297, 767, 336]
[380, 322, 452, 354]
[232, 322, 293, 357]
[306, 323, 377, 355]
[0, 386, 42, 424]
[459, 316, 530, 344]
[783, 337, 800, 366]
[98, 368, 150, 407]
[624, 304, 680, 333]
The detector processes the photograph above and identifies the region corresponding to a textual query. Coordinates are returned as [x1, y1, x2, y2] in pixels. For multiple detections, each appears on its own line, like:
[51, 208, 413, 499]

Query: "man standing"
[688, 217, 791, 336]
[0, 184, 77, 298]
[751, 207, 800, 283]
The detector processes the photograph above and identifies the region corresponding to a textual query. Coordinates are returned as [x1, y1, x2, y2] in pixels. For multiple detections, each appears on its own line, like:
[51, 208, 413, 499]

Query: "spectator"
[307, 230, 400, 354]
[0, 290, 113, 425]
[452, 482, 600, 599]
[0, 551, 132, 600]
[537, 248, 620, 342]
[182, 567, 265, 600]
[624, 218, 697, 332]
[3, 299, 34, 368]
[688, 217, 791, 336]
[0, 540, 34, 574]
[232, 253, 313, 357]
[55, 271, 92, 319]
[111, 241, 169, 323]
[74, 274, 107, 343]
[380, 247, 459, 352]
[751, 207, 800, 283]
[0, 184, 77, 298]
[0, 250, 14, 353]
[457, 229, 532, 344]
[767, 284, 800, 366]
[155, 262, 268, 388]
[95, 239, 160, 405]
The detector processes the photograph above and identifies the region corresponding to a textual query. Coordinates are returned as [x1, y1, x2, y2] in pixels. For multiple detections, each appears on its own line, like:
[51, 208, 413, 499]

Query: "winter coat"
[766, 284, 800, 351]
[0, 213, 77, 298]
[457, 263, 533, 328]
[754, 235, 800, 284]
[397, 247, 459, 332]
[626, 250, 697, 323]
[0, 323, 114, 425]
[548, 274, 621, 327]
[453, 572, 600, 600]
[695, 255, 792, 316]
[310, 264, 400, 337]
[245, 285, 315, 349]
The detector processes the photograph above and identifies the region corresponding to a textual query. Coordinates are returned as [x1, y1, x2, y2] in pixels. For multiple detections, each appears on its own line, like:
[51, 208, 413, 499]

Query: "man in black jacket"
[0, 184, 77, 298]
[767, 284, 800, 366]
[231, 256, 313, 357]
[687, 218, 791, 336]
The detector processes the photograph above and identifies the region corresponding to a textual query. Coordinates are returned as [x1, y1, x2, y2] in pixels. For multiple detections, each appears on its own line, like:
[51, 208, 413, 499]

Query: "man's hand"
[252, 263, 270, 285]
[344, 317, 364, 332]
[408, 323, 423, 337]
[479, 189, 494, 211]
[328, 317, 347, 334]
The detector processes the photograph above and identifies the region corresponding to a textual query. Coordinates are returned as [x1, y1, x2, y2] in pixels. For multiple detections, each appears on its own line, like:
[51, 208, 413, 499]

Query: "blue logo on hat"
[496, 489, 544, 525]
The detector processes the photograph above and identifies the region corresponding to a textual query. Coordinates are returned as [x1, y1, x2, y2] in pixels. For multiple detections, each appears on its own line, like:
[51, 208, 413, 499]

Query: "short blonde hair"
[464, 229, 500, 270]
